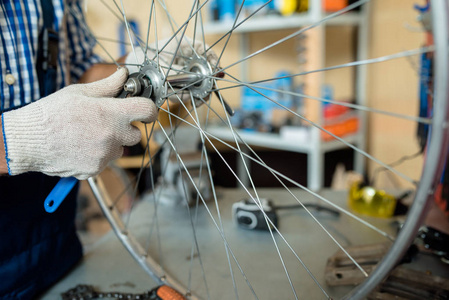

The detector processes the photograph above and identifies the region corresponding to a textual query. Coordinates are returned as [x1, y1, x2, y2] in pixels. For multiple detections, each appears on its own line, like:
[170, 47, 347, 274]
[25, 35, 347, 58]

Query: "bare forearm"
[78, 63, 119, 83]
[0, 116, 8, 174]
[79, 56, 127, 83]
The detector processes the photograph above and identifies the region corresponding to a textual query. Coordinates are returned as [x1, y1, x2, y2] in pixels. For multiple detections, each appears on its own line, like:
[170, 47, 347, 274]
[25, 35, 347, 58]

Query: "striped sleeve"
[65, 0, 102, 83]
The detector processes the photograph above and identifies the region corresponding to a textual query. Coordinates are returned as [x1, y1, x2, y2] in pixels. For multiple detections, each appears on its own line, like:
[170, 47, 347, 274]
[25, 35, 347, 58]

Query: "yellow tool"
[348, 182, 397, 218]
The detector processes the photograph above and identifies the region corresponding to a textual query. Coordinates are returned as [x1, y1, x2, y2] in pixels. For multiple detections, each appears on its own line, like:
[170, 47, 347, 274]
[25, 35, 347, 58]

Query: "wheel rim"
[344, 2, 449, 298]
[79, 1, 449, 299]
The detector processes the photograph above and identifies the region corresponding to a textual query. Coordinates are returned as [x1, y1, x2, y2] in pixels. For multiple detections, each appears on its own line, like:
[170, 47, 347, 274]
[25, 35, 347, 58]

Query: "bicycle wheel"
[82, 0, 449, 299]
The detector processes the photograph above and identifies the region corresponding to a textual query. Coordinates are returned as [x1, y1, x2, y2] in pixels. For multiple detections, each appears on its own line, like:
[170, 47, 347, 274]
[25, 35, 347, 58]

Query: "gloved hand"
[2, 68, 157, 180]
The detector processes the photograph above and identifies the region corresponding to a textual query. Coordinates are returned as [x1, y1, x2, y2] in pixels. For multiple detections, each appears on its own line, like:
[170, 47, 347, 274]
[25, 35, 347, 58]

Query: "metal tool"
[61, 284, 186, 300]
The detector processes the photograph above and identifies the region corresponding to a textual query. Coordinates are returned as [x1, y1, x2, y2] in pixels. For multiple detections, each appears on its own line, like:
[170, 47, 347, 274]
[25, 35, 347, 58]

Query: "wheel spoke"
[215, 82, 374, 278]
[217, 0, 369, 73]
[157, 0, 210, 69]
[187, 94, 211, 295]
[158, 104, 395, 242]
[142, 123, 166, 273]
[157, 121, 260, 299]
[192, 0, 200, 49]
[213, 45, 433, 102]
[100, 0, 153, 63]
[143, 0, 156, 61]
[214, 81, 300, 299]
[160, 96, 331, 298]
[190, 94, 240, 299]
[156, 0, 184, 60]
[197, 2, 208, 55]
[212, 0, 246, 72]
[223, 71, 419, 185]
[68, 6, 120, 66]
[216, 71, 431, 124]
[118, 0, 139, 63]
[162, 45, 433, 126]
[82, 1, 449, 299]
[161, 3, 193, 80]
[166, 84, 211, 298]
[205, 0, 273, 54]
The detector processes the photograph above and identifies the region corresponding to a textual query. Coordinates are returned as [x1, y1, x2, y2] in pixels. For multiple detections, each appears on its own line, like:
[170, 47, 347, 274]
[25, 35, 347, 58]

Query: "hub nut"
[124, 77, 142, 96]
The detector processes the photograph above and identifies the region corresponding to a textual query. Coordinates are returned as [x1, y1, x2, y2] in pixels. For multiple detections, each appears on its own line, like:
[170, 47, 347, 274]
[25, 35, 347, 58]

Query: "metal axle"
[166, 73, 203, 87]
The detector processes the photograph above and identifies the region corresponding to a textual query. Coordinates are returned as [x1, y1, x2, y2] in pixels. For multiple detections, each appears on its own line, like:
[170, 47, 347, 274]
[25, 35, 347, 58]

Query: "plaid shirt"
[0, 0, 101, 112]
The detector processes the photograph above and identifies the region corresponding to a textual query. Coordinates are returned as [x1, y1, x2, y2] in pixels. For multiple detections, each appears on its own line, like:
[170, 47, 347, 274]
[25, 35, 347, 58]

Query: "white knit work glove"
[2, 68, 157, 180]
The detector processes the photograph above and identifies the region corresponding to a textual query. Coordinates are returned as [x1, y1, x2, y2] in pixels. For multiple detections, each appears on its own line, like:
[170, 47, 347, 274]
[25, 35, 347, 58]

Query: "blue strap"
[44, 177, 78, 213]
[41, 0, 55, 29]
[37, 0, 58, 98]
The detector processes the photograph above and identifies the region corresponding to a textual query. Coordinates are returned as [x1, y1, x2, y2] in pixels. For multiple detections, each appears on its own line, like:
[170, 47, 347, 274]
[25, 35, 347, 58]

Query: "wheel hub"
[119, 56, 214, 107]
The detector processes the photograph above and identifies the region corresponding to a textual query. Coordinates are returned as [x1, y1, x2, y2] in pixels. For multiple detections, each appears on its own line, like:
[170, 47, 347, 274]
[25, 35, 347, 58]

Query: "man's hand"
[1, 68, 157, 180]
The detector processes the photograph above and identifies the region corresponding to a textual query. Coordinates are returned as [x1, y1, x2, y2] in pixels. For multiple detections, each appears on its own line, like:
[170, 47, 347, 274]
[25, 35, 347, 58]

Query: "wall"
[84, 1, 427, 189]
[84, 1, 353, 118]
[366, 0, 425, 189]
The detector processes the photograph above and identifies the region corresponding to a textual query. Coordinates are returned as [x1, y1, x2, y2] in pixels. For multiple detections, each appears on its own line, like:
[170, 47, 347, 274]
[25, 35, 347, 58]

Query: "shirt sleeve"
[65, 1, 103, 83]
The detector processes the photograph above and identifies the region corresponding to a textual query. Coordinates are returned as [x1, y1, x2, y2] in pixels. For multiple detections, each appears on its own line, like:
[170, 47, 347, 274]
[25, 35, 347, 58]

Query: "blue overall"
[0, 174, 81, 299]
[0, 1, 85, 298]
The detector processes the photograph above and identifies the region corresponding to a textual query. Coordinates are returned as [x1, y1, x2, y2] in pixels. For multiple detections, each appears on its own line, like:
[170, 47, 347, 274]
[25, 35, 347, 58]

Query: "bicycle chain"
[61, 284, 186, 300]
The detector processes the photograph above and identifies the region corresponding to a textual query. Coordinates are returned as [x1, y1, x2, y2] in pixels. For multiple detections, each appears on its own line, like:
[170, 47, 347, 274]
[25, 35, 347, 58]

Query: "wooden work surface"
[39, 188, 447, 300]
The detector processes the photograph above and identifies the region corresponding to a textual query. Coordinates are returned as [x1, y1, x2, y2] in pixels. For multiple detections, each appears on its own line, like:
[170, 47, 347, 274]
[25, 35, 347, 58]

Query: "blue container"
[218, 0, 236, 22]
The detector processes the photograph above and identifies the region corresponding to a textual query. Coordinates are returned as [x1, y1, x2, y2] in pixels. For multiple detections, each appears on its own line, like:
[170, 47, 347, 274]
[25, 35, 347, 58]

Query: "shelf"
[204, 12, 362, 35]
[207, 126, 360, 154]
[321, 133, 360, 152]
[203, 1, 367, 190]
[208, 126, 312, 152]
